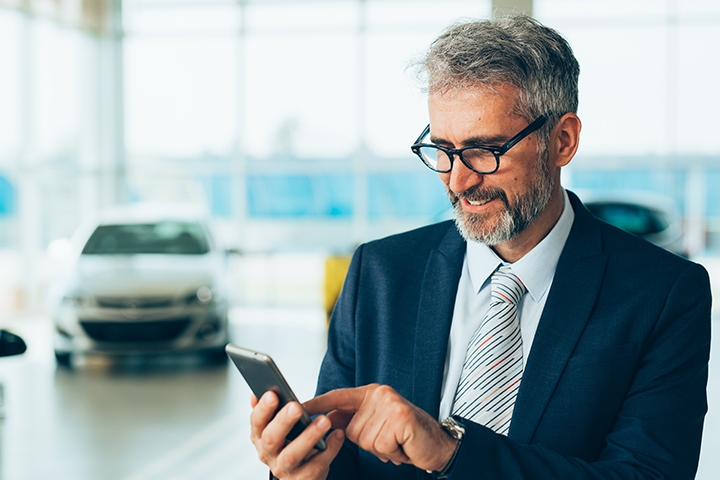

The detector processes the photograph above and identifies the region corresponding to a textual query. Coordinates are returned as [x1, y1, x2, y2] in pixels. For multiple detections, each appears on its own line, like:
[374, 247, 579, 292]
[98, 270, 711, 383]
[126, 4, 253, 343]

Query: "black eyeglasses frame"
[410, 114, 549, 175]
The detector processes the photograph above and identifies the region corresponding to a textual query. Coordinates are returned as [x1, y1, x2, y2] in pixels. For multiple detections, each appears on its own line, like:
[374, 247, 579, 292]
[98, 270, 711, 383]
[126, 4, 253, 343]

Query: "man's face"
[428, 84, 557, 247]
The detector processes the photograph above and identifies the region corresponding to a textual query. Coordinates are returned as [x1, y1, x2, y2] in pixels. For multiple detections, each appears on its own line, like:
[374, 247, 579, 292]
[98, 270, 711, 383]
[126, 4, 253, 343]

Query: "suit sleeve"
[448, 262, 712, 480]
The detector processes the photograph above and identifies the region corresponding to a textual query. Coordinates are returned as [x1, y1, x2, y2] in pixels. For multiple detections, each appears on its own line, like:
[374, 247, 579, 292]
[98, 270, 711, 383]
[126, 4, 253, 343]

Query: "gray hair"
[414, 15, 579, 141]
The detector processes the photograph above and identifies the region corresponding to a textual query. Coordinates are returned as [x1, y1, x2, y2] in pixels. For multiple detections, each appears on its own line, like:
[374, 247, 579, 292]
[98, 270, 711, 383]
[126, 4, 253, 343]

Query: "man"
[250, 15, 711, 480]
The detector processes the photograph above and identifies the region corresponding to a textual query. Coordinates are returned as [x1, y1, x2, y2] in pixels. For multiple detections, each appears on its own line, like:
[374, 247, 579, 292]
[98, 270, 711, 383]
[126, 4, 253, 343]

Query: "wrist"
[437, 436, 459, 470]
[427, 416, 465, 479]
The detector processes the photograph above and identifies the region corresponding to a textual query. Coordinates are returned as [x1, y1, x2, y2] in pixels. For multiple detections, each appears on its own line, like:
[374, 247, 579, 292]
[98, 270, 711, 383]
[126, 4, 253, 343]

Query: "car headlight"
[186, 286, 215, 305]
[196, 286, 213, 303]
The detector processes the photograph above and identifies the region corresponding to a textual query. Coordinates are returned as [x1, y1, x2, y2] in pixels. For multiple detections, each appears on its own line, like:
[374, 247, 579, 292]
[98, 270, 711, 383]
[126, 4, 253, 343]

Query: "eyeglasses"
[410, 114, 548, 175]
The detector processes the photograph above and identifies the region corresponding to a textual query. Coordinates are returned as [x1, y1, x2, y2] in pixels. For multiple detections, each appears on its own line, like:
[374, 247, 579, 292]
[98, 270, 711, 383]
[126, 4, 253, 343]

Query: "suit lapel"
[509, 192, 608, 443]
[412, 224, 466, 418]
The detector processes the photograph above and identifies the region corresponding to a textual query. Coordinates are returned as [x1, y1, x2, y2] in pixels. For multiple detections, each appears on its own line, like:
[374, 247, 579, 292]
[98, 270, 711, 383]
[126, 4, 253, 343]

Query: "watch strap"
[427, 417, 464, 479]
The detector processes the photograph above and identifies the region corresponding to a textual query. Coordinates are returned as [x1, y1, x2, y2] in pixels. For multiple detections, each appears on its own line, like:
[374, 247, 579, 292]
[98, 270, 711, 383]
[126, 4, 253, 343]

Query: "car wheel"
[55, 351, 72, 368]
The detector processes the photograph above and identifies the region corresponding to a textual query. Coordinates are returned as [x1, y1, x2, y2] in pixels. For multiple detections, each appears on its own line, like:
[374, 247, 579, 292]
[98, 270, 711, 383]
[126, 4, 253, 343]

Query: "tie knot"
[491, 266, 526, 305]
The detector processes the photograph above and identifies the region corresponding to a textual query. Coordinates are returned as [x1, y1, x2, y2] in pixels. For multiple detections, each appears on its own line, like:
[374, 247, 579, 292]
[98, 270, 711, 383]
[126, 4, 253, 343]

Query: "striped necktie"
[452, 265, 527, 435]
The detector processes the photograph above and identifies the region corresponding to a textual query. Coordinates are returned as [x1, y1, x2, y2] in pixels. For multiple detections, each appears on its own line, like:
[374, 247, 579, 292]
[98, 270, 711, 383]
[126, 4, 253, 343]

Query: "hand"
[250, 392, 345, 480]
[304, 384, 457, 472]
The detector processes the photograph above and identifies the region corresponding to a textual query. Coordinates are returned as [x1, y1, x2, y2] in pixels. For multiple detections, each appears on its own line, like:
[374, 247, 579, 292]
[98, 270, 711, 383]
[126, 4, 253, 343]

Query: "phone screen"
[226, 343, 327, 451]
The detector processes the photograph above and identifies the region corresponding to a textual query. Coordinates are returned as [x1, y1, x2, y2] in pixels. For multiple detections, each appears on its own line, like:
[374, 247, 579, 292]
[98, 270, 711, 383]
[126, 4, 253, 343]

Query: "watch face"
[441, 417, 465, 440]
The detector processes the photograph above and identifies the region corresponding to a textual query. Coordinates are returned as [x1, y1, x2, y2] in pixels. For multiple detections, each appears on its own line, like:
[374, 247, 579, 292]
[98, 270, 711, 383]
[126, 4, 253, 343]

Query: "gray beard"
[451, 158, 554, 246]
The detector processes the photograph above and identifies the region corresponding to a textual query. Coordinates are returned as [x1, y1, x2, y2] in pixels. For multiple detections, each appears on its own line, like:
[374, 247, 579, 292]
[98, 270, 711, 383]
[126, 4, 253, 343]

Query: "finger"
[250, 392, 280, 457]
[250, 392, 281, 447]
[261, 401, 304, 452]
[326, 409, 355, 430]
[303, 429, 347, 477]
[343, 386, 389, 446]
[367, 410, 411, 465]
[324, 428, 346, 455]
[274, 428, 346, 480]
[304, 385, 375, 415]
[250, 393, 258, 408]
[384, 445, 410, 465]
[275, 414, 333, 469]
[342, 387, 412, 466]
[350, 410, 400, 462]
[370, 446, 409, 466]
[344, 397, 381, 445]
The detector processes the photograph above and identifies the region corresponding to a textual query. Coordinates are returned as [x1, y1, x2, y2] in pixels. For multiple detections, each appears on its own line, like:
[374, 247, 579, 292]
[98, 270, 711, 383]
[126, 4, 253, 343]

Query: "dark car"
[581, 191, 686, 256]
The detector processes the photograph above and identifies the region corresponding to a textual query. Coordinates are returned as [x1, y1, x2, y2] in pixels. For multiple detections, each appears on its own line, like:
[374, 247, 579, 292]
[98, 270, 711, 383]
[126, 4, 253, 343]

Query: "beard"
[450, 154, 554, 246]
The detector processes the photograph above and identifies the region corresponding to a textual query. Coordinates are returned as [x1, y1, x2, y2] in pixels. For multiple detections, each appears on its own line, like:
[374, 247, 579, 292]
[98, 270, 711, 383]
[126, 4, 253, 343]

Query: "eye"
[462, 147, 496, 161]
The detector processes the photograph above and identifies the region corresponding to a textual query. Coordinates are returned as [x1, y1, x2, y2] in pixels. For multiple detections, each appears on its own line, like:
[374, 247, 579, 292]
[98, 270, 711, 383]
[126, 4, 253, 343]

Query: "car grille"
[95, 296, 176, 309]
[80, 319, 191, 342]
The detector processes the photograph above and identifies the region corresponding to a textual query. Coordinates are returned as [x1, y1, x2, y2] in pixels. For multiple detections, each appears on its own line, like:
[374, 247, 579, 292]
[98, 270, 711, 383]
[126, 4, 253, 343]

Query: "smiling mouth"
[453, 186, 509, 211]
[466, 198, 494, 207]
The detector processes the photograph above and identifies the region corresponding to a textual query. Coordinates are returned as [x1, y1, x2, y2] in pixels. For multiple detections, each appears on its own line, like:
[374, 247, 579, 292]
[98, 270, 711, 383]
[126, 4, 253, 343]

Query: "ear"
[551, 113, 581, 168]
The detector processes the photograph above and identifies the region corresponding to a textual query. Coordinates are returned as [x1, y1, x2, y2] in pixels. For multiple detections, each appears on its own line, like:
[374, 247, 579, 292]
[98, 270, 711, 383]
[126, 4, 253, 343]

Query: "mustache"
[450, 186, 510, 208]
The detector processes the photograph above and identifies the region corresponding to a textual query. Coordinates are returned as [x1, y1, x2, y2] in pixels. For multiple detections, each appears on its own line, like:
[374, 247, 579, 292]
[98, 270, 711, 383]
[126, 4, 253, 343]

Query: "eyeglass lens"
[417, 146, 497, 173]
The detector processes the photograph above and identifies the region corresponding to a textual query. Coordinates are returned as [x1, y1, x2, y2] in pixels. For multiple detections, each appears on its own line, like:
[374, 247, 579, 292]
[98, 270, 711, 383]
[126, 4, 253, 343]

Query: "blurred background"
[0, 0, 719, 479]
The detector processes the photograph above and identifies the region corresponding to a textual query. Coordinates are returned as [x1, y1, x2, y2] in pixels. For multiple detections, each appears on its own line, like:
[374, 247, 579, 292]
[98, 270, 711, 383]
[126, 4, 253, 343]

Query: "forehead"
[427, 84, 522, 138]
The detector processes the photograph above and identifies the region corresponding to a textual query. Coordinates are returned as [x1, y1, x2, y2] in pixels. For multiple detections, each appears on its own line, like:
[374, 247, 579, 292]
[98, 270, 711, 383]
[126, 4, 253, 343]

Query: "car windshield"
[82, 221, 210, 255]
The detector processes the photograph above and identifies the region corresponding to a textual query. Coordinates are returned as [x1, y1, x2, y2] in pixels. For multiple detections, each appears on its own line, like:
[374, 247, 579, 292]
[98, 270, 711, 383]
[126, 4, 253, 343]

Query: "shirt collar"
[467, 189, 575, 302]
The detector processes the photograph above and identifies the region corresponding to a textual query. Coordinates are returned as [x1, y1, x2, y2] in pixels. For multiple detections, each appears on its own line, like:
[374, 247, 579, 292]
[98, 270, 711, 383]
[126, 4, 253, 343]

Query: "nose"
[442, 154, 483, 195]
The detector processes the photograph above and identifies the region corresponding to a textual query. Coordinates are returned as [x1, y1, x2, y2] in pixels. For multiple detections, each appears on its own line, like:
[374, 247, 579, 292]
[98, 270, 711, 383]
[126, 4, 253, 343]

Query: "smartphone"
[226, 343, 327, 451]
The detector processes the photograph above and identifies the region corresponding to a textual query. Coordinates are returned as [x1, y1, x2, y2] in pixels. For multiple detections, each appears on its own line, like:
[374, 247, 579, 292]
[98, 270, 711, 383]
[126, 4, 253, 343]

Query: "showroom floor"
[0, 307, 718, 480]
[0, 307, 327, 480]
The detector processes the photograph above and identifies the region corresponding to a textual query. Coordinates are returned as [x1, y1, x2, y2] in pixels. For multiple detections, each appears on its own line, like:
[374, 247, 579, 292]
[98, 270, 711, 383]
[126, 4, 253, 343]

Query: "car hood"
[69, 254, 224, 298]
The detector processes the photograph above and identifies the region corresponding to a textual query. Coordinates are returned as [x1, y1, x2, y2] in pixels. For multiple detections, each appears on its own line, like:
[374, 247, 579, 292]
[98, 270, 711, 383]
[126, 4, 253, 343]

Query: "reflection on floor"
[0, 309, 718, 479]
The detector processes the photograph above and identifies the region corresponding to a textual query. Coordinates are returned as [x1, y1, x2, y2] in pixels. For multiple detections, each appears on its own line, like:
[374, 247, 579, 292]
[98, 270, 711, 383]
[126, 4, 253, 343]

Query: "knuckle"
[393, 403, 412, 421]
[278, 447, 299, 467]
[257, 449, 271, 465]
[374, 435, 397, 457]
[260, 428, 274, 446]
[373, 384, 396, 401]
[344, 424, 358, 443]
[356, 430, 377, 453]
[272, 453, 291, 477]
[275, 448, 304, 478]
[272, 465, 288, 479]
[261, 428, 283, 451]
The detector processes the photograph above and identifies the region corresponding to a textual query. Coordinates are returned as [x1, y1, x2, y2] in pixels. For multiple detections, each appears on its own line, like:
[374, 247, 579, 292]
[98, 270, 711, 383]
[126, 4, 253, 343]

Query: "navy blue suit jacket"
[316, 191, 711, 480]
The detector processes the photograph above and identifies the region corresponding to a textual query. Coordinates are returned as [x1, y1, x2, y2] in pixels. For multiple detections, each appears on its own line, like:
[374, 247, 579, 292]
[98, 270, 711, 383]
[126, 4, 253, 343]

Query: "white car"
[51, 204, 230, 367]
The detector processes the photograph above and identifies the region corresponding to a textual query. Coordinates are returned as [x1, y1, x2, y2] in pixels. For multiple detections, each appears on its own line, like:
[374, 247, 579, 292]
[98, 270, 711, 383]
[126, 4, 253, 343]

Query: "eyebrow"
[429, 133, 509, 148]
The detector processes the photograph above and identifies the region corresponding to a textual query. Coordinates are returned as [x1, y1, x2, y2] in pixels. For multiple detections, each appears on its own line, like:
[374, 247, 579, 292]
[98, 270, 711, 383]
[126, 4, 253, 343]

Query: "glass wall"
[122, 0, 491, 252]
[536, 0, 720, 253]
[0, 6, 112, 312]
[0, 11, 22, 250]
[121, 0, 720, 255]
[2, 0, 720, 311]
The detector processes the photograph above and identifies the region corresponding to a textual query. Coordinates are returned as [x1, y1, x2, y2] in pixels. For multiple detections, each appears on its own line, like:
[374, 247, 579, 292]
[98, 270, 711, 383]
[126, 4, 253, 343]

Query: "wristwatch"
[426, 416, 465, 479]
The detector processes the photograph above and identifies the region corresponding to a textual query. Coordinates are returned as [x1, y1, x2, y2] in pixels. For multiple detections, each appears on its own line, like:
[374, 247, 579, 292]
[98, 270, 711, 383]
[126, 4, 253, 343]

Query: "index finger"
[303, 386, 370, 415]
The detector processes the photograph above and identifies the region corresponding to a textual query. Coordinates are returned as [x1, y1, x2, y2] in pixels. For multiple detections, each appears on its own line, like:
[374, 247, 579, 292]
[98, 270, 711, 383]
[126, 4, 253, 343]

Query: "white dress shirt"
[438, 189, 575, 420]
